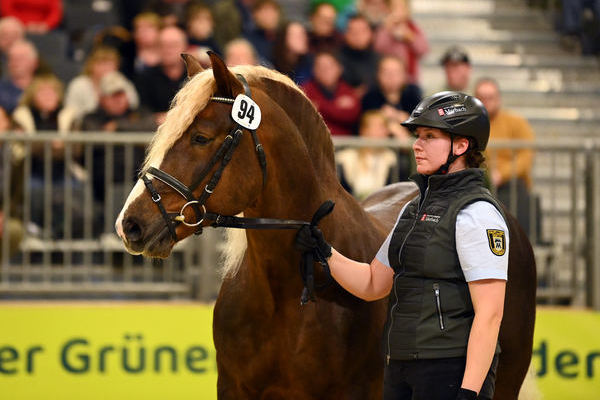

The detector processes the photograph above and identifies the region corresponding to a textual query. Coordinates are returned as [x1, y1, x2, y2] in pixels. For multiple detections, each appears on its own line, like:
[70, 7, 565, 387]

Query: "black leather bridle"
[138, 74, 333, 304]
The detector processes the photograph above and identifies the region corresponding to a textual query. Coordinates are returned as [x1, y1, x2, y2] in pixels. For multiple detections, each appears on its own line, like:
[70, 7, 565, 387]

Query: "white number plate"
[231, 94, 261, 130]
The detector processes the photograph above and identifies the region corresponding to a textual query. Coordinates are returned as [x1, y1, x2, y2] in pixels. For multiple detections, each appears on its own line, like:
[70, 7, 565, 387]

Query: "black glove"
[456, 388, 477, 400]
[294, 225, 332, 259]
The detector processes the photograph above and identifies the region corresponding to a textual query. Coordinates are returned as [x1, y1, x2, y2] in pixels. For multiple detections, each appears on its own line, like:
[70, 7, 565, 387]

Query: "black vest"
[384, 169, 505, 361]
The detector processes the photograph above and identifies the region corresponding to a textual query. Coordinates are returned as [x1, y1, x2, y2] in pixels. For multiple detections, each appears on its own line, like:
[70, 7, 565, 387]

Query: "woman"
[373, 0, 429, 84]
[64, 46, 139, 119]
[273, 21, 313, 85]
[296, 92, 508, 400]
[13, 74, 85, 238]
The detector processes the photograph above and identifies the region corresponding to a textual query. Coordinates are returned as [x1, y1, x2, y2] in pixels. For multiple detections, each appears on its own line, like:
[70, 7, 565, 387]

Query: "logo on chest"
[420, 213, 441, 223]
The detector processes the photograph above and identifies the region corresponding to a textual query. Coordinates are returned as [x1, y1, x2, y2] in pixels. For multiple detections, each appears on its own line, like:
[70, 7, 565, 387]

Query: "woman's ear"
[454, 136, 471, 156]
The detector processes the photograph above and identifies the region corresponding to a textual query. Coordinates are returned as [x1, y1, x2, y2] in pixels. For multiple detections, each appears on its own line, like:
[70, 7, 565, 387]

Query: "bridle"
[138, 74, 333, 304]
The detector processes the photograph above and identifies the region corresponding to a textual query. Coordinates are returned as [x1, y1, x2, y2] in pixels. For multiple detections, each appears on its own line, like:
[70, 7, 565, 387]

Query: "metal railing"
[0, 132, 599, 309]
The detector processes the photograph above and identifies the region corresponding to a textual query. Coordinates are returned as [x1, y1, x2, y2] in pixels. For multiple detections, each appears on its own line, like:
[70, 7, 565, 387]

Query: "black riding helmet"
[402, 91, 490, 174]
[402, 91, 490, 151]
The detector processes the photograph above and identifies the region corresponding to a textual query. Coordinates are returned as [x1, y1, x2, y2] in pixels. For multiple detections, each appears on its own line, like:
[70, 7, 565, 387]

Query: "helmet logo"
[442, 106, 467, 116]
[437, 108, 445, 116]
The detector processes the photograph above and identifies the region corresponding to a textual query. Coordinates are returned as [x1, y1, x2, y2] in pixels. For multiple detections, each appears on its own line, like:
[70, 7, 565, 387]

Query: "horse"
[115, 52, 536, 400]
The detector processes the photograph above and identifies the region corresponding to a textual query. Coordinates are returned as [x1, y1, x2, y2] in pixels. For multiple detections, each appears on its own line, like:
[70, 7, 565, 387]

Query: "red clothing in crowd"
[1, 0, 63, 30]
[303, 79, 361, 136]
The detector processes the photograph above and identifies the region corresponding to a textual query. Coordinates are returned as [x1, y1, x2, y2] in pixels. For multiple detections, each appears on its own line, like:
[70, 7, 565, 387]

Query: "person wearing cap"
[81, 71, 156, 228]
[440, 46, 472, 93]
[295, 91, 508, 400]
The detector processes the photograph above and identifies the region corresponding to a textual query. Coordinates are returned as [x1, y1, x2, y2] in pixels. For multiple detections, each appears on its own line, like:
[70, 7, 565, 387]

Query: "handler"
[296, 91, 508, 400]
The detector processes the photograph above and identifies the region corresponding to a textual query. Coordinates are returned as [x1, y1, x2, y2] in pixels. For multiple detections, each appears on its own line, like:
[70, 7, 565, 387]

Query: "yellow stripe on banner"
[0, 303, 217, 400]
[532, 308, 600, 400]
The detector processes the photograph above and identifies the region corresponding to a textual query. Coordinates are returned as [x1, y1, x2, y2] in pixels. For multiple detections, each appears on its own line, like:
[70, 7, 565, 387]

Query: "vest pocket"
[433, 283, 445, 331]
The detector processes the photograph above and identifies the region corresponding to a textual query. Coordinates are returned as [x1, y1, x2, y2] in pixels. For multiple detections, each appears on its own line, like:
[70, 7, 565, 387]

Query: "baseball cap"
[440, 46, 470, 65]
[99, 71, 129, 95]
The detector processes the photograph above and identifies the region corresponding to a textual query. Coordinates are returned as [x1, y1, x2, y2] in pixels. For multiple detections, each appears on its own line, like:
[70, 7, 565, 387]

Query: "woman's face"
[33, 82, 60, 113]
[377, 57, 405, 93]
[412, 127, 452, 175]
[91, 59, 118, 81]
[286, 23, 308, 55]
[313, 53, 341, 89]
[412, 126, 469, 174]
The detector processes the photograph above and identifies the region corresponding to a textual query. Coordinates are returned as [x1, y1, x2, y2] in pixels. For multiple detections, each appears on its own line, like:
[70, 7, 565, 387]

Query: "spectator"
[475, 78, 535, 236]
[559, 0, 600, 54]
[0, 17, 25, 78]
[144, 0, 191, 27]
[338, 14, 379, 96]
[0, 105, 24, 259]
[336, 110, 399, 200]
[81, 71, 155, 213]
[308, 2, 343, 53]
[373, 0, 429, 83]
[65, 46, 139, 120]
[212, 0, 256, 50]
[135, 26, 188, 125]
[132, 12, 162, 75]
[356, 0, 389, 27]
[224, 38, 259, 66]
[272, 21, 313, 85]
[187, 4, 221, 51]
[0, 40, 39, 113]
[0, 0, 63, 33]
[302, 51, 361, 136]
[440, 45, 472, 93]
[244, 0, 282, 64]
[95, 26, 136, 80]
[362, 55, 421, 139]
[12, 74, 84, 238]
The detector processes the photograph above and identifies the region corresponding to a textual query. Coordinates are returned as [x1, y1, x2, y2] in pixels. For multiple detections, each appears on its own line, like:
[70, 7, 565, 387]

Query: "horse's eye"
[192, 135, 212, 145]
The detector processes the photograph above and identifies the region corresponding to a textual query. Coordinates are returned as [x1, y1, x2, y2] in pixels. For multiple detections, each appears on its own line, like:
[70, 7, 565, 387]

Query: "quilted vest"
[384, 168, 505, 361]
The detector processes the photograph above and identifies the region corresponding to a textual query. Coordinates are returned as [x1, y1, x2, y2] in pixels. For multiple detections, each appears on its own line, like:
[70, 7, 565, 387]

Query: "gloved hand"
[456, 388, 477, 400]
[294, 225, 332, 259]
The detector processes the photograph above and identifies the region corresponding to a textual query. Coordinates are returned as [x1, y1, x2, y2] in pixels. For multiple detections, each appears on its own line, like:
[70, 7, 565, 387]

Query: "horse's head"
[115, 53, 270, 258]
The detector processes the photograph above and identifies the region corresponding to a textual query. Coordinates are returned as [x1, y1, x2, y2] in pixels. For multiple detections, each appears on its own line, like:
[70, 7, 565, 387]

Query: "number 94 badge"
[232, 94, 261, 130]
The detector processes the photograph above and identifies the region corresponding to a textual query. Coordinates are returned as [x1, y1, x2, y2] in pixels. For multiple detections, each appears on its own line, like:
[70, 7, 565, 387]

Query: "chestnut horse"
[115, 53, 536, 399]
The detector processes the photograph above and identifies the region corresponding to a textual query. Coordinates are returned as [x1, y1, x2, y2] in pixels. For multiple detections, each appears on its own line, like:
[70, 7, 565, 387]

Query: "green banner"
[0, 304, 598, 399]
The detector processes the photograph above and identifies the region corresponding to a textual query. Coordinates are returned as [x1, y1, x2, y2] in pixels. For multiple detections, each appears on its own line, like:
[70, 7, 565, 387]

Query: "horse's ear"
[209, 51, 244, 98]
[181, 53, 203, 78]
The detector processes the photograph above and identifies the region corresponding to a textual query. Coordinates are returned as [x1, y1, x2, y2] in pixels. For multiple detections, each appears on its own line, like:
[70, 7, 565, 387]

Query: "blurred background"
[0, 0, 599, 399]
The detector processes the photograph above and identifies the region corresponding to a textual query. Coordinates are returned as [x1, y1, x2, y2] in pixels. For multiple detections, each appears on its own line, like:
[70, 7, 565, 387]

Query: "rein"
[139, 74, 333, 304]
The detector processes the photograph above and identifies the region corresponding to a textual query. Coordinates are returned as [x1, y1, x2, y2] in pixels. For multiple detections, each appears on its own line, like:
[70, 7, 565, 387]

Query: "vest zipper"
[386, 185, 430, 365]
[433, 283, 445, 331]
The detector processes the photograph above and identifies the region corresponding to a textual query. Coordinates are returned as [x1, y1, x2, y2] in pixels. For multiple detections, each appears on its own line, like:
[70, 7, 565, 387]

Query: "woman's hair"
[272, 21, 306, 74]
[19, 74, 64, 107]
[82, 46, 121, 76]
[464, 137, 486, 168]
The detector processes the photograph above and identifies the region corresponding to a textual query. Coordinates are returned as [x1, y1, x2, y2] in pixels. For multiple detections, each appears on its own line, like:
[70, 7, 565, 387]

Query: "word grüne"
[0, 334, 213, 375]
[533, 340, 600, 379]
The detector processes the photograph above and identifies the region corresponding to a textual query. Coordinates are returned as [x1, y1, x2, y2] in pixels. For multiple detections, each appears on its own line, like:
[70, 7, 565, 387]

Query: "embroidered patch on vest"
[421, 213, 441, 223]
[486, 229, 506, 256]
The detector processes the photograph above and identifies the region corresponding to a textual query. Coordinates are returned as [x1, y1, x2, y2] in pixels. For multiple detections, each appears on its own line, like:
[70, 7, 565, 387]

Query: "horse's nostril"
[123, 217, 143, 243]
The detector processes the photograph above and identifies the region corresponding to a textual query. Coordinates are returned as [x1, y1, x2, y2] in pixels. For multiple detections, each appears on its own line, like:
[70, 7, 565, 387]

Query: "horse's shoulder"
[361, 182, 418, 232]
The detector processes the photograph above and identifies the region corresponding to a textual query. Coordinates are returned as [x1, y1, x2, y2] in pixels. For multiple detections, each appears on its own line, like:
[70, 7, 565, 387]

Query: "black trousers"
[383, 355, 499, 400]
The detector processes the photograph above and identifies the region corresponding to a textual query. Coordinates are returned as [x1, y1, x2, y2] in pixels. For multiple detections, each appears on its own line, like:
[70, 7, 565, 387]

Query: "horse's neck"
[241, 80, 385, 286]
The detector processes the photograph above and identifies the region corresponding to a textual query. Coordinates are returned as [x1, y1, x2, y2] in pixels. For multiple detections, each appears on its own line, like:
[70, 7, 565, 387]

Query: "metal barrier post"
[584, 146, 600, 310]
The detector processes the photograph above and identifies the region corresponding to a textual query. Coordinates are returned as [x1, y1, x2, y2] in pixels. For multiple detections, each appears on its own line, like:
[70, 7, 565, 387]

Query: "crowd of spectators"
[0, 0, 548, 245]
